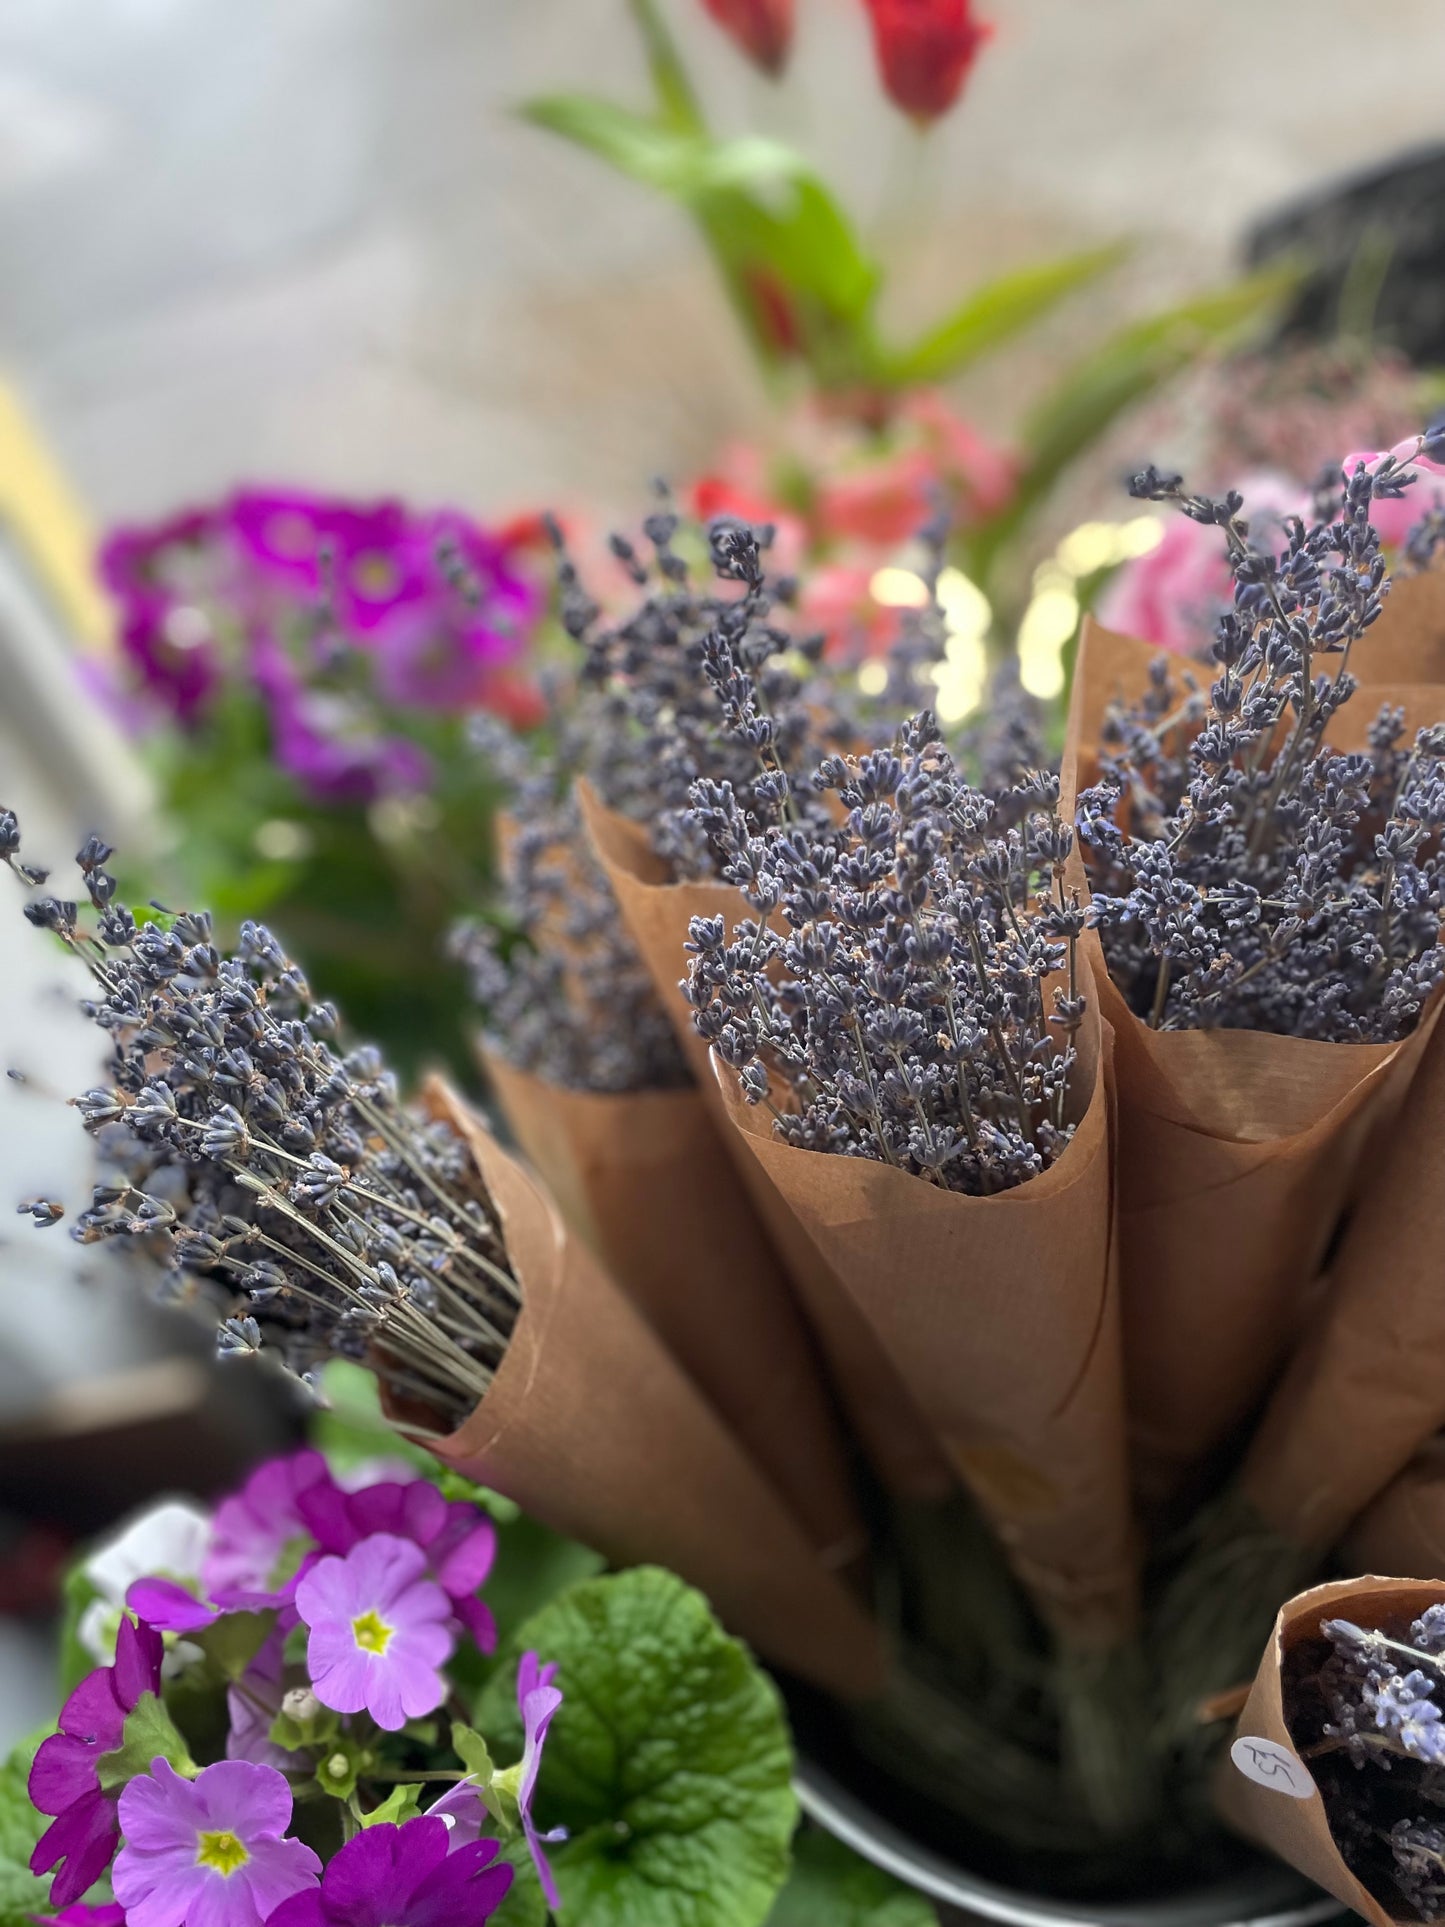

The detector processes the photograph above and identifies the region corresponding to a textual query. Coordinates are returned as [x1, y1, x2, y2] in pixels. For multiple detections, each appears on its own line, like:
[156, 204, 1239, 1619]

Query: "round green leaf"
[478, 1567, 797, 1927]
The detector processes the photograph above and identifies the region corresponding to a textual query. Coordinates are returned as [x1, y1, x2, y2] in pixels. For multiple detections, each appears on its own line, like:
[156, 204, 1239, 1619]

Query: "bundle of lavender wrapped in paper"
[452, 693, 867, 1570]
[1065, 439, 1445, 1733]
[0, 815, 882, 1701]
[680, 670, 1139, 1825]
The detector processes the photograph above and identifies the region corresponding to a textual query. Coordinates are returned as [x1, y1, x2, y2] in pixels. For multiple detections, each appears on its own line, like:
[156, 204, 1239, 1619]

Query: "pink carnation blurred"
[1341, 440, 1445, 548]
[1096, 473, 1306, 656]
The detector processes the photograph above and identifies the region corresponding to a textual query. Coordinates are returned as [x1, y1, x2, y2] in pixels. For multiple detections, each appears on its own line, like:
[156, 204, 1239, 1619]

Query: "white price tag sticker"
[1230, 1735, 1316, 1799]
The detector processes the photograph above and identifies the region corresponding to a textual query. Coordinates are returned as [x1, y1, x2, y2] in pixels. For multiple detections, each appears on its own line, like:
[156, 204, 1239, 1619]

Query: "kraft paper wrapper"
[478, 1047, 866, 1567]
[1344, 1441, 1445, 1578]
[1065, 620, 1444, 1505]
[711, 1004, 1138, 1649]
[1219, 1576, 1445, 1926]
[1240, 1014, 1445, 1553]
[418, 1078, 885, 1700]
[576, 779, 954, 1504]
[1351, 565, 1445, 687]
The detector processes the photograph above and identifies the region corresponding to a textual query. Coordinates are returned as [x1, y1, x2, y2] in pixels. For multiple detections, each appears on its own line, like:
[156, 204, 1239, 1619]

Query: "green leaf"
[882, 243, 1130, 387]
[766, 1828, 938, 1925]
[492, 1839, 550, 1927]
[57, 1561, 104, 1694]
[0, 1730, 52, 1927]
[450, 1724, 507, 1827]
[95, 1692, 196, 1792]
[519, 96, 880, 372]
[311, 1359, 434, 1479]
[522, 96, 831, 209]
[193, 1609, 275, 1682]
[477, 1567, 797, 1927]
[359, 1784, 423, 1828]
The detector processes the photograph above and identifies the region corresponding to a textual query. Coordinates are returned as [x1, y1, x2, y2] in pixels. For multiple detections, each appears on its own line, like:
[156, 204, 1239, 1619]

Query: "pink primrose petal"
[30, 1790, 118, 1905]
[117, 1758, 204, 1857]
[408, 1835, 512, 1927]
[426, 1781, 486, 1851]
[433, 1512, 496, 1598]
[112, 1617, 165, 1710]
[29, 1730, 108, 1817]
[113, 1857, 210, 1927]
[451, 1593, 497, 1657]
[126, 1576, 219, 1634]
[191, 1759, 295, 1841]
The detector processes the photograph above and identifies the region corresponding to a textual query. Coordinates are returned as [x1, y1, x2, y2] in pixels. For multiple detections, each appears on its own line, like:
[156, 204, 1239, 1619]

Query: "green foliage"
[57, 1563, 104, 1695]
[765, 1828, 938, 1926]
[0, 1730, 52, 1927]
[95, 1692, 196, 1792]
[358, 1784, 424, 1828]
[477, 1567, 797, 1927]
[191, 1609, 274, 1683]
[969, 261, 1302, 585]
[881, 243, 1130, 387]
[492, 1840, 551, 1927]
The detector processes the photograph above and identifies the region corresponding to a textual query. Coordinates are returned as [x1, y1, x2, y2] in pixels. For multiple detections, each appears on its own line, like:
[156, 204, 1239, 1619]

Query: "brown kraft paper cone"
[1351, 563, 1445, 687]
[710, 1003, 1137, 1649]
[1240, 1015, 1445, 1554]
[1344, 1441, 1445, 1579]
[418, 1077, 886, 1700]
[1219, 1577, 1445, 1926]
[576, 778, 955, 1505]
[1063, 619, 1445, 1507]
[478, 1046, 867, 1568]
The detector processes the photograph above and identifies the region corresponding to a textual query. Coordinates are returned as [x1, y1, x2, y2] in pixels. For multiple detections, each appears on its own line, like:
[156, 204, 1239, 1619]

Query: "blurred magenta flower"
[701, 0, 794, 75]
[294, 1534, 454, 1731]
[113, 1758, 318, 1927]
[29, 1615, 164, 1907]
[95, 488, 543, 804]
[861, 0, 992, 122]
[263, 1818, 511, 1927]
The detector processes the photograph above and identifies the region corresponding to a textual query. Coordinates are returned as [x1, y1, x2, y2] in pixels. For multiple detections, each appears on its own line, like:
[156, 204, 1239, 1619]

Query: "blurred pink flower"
[1341, 441, 1445, 548]
[1097, 473, 1305, 656]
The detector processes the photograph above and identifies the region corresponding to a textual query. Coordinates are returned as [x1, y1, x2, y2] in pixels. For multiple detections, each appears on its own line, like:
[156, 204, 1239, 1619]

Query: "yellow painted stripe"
[0, 380, 108, 647]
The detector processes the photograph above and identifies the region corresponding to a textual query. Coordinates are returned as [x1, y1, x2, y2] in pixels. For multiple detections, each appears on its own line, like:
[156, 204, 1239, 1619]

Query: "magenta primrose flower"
[204, 1449, 333, 1598]
[264, 1816, 511, 1927]
[45, 1904, 128, 1926]
[114, 1759, 318, 1927]
[29, 1613, 164, 1906]
[298, 1475, 498, 1655]
[294, 1534, 454, 1731]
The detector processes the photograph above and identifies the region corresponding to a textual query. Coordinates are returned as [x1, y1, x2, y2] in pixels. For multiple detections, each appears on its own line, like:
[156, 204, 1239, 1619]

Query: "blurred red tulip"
[862, 0, 991, 122]
[702, 0, 794, 75]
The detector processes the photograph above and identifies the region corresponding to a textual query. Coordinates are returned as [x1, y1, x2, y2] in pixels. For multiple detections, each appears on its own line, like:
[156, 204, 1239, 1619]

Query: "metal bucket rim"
[794, 1756, 1346, 1927]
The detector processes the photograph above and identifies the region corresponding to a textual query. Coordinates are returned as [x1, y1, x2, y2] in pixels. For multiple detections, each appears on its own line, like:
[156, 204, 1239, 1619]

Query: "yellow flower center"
[196, 1829, 250, 1876]
[352, 1608, 395, 1655]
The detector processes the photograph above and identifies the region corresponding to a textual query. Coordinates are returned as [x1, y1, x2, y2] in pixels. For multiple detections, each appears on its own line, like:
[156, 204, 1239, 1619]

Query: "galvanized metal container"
[795, 1755, 1345, 1927]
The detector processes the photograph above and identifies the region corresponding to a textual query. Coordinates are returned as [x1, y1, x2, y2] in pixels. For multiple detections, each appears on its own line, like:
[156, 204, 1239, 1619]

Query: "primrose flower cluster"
[28, 1452, 563, 1927]
[97, 488, 543, 804]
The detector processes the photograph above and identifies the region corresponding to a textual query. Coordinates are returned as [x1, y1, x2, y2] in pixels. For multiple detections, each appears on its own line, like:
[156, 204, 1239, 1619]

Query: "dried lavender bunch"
[4, 815, 519, 1433]
[684, 711, 1085, 1196]
[1079, 437, 1445, 1040]
[1283, 1606, 1445, 1920]
[556, 502, 865, 879]
[452, 705, 688, 1094]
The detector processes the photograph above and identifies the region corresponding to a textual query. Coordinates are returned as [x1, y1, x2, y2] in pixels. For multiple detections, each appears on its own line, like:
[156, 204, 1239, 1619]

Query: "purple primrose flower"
[294, 1534, 454, 1731]
[114, 1758, 318, 1927]
[262, 1817, 510, 1927]
[29, 1614, 164, 1907]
